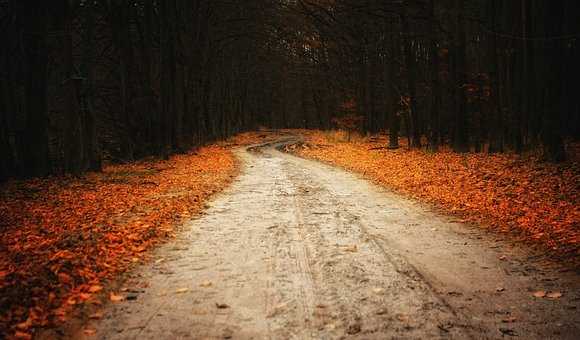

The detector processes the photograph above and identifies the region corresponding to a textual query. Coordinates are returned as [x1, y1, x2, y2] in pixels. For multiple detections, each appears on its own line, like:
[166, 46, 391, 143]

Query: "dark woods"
[283, 0, 579, 159]
[0, 0, 273, 180]
[1, 0, 578, 181]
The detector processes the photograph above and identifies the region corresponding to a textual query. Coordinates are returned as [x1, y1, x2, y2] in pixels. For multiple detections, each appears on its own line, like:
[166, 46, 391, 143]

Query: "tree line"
[271, 0, 579, 160]
[0, 0, 276, 180]
[1, 0, 578, 181]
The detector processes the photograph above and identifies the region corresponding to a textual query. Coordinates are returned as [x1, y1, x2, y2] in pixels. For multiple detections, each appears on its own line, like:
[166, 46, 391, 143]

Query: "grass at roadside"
[0, 146, 238, 339]
[291, 130, 579, 257]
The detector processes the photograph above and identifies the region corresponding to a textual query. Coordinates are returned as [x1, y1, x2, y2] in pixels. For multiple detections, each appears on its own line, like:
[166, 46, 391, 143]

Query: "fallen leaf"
[88, 285, 103, 293]
[437, 324, 451, 333]
[126, 293, 139, 301]
[15, 317, 32, 331]
[532, 290, 546, 298]
[499, 328, 517, 336]
[175, 288, 189, 294]
[14, 331, 32, 340]
[84, 328, 97, 336]
[89, 311, 104, 319]
[546, 292, 563, 299]
[344, 245, 358, 252]
[346, 323, 361, 334]
[58, 272, 73, 285]
[216, 303, 230, 309]
[375, 308, 388, 315]
[78, 293, 92, 301]
[110, 293, 124, 302]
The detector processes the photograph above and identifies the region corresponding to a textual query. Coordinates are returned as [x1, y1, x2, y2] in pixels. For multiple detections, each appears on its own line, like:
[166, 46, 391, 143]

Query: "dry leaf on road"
[110, 293, 124, 302]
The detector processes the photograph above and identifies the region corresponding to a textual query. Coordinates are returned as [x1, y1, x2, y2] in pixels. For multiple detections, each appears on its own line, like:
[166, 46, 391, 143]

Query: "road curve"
[72, 140, 579, 339]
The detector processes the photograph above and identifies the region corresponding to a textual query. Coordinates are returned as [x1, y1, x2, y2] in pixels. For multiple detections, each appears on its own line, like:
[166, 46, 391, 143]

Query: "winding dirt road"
[80, 140, 579, 339]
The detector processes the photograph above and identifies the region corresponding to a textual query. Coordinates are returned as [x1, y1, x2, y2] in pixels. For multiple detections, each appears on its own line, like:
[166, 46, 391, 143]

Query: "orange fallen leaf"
[84, 328, 97, 336]
[78, 293, 92, 301]
[14, 331, 33, 340]
[15, 317, 32, 331]
[109, 293, 124, 302]
[58, 272, 73, 285]
[88, 285, 103, 293]
[89, 311, 104, 319]
[532, 291, 546, 298]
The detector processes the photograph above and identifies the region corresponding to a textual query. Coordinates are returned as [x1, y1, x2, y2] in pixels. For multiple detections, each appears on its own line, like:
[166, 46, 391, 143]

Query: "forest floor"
[40, 135, 579, 339]
[1, 130, 579, 339]
[0, 142, 254, 339]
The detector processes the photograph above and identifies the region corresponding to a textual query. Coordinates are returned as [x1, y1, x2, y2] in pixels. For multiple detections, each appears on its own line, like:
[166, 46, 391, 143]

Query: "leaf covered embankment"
[292, 131, 579, 255]
[0, 146, 237, 338]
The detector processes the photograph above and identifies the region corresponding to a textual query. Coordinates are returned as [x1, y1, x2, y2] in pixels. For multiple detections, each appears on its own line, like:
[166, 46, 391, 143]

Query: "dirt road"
[82, 141, 579, 339]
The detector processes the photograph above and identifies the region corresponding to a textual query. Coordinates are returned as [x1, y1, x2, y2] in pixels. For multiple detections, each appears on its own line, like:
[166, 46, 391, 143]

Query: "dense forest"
[1, 0, 579, 180]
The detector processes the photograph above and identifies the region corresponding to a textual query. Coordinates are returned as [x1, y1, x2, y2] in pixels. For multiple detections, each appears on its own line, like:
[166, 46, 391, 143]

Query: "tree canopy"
[1, 0, 578, 180]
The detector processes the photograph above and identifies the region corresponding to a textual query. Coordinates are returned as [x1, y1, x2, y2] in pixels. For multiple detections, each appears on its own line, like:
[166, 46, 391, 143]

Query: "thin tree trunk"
[401, 3, 421, 148]
[487, 0, 503, 153]
[21, 2, 50, 177]
[81, 0, 101, 171]
[541, 2, 566, 162]
[428, 0, 440, 152]
[59, 0, 84, 175]
[453, 0, 469, 153]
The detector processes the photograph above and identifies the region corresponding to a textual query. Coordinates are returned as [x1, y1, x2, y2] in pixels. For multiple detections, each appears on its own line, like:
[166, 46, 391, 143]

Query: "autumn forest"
[0, 1, 579, 339]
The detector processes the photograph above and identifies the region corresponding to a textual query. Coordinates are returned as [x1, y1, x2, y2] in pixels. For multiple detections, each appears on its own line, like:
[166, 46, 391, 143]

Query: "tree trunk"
[58, 0, 84, 175]
[541, 2, 566, 162]
[452, 0, 469, 153]
[401, 4, 421, 148]
[160, 0, 177, 159]
[428, 0, 440, 152]
[81, 0, 101, 171]
[487, 0, 503, 153]
[21, 2, 50, 177]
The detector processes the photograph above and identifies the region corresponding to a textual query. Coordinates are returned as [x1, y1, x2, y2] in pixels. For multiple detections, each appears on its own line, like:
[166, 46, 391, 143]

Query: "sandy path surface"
[83, 140, 579, 339]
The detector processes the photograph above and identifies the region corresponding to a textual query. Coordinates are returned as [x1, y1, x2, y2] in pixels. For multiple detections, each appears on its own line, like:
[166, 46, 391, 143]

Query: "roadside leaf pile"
[0, 146, 237, 338]
[294, 131, 579, 254]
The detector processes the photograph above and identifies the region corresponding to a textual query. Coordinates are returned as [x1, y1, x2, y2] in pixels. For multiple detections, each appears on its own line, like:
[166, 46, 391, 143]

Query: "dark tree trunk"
[80, 0, 101, 171]
[452, 0, 469, 153]
[56, 0, 84, 175]
[21, 2, 50, 177]
[541, 2, 566, 162]
[428, 0, 440, 152]
[160, 0, 177, 159]
[487, 0, 503, 153]
[401, 4, 421, 148]
[387, 24, 400, 149]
